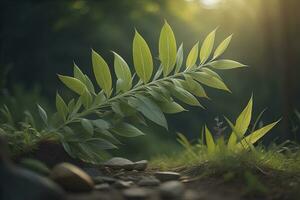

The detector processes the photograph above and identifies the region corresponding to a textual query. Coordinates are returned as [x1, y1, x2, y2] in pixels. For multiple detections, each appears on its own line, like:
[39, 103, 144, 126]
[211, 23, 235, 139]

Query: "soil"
[13, 143, 300, 200]
[64, 166, 300, 200]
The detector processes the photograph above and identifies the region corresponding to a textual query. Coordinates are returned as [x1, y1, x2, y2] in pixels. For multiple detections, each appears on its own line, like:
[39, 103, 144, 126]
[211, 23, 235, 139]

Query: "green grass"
[150, 142, 300, 199]
[150, 142, 300, 172]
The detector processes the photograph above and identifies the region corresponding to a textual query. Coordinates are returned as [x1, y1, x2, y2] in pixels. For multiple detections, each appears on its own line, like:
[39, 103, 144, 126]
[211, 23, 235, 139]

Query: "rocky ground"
[2, 156, 300, 200]
[54, 157, 190, 200]
[1, 139, 299, 200]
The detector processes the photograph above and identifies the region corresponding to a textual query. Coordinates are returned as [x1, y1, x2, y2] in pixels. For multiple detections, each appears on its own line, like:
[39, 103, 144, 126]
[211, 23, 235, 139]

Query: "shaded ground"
[65, 166, 300, 200]
[13, 142, 300, 200]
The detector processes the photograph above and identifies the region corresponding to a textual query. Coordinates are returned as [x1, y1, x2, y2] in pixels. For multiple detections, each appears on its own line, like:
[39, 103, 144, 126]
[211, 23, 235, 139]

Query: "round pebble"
[50, 162, 94, 192]
[104, 157, 135, 170]
[133, 160, 148, 171]
[154, 171, 181, 182]
[138, 176, 160, 187]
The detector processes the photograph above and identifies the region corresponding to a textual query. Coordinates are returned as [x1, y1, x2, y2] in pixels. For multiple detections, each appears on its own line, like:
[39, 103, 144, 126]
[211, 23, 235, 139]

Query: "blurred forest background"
[1, 0, 300, 159]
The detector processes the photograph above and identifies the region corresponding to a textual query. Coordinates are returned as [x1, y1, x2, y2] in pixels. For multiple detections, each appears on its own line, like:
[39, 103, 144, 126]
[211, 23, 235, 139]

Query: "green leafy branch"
[0, 21, 245, 163]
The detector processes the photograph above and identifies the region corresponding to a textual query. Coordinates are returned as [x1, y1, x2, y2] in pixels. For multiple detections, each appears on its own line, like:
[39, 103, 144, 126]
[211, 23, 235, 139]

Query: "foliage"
[150, 143, 300, 199]
[177, 97, 280, 157]
[0, 21, 245, 164]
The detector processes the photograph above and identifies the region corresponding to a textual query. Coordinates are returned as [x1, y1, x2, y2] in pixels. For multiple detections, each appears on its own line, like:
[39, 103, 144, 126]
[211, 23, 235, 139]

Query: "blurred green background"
[1, 0, 300, 159]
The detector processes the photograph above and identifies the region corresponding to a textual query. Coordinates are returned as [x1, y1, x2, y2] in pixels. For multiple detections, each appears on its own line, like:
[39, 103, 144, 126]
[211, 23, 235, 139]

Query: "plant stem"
[46, 63, 209, 139]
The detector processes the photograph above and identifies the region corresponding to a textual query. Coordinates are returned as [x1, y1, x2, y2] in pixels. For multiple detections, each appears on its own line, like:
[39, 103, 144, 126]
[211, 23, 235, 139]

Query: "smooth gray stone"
[154, 171, 181, 182]
[104, 157, 135, 170]
[159, 181, 184, 199]
[119, 175, 140, 182]
[0, 164, 65, 200]
[94, 183, 110, 191]
[50, 162, 94, 192]
[137, 176, 160, 187]
[133, 160, 148, 171]
[93, 176, 118, 184]
[114, 180, 134, 189]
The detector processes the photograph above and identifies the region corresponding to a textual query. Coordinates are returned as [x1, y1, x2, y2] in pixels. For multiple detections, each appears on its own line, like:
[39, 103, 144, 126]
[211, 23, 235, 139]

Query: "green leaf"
[116, 78, 124, 94]
[94, 130, 121, 145]
[73, 63, 86, 83]
[175, 43, 184, 73]
[81, 119, 94, 136]
[112, 123, 145, 137]
[205, 126, 216, 155]
[77, 141, 111, 163]
[191, 72, 230, 92]
[235, 96, 253, 136]
[67, 99, 75, 111]
[237, 120, 280, 150]
[210, 59, 246, 70]
[128, 95, 168, 129]
[37, 104, 48, 125]
[73, 63, 95, 94]
[228, 96, 253, 148]
[113, 52, 132, 92]
[213, 35, 232, 59]
[148, 89, 168, 102]
[177, 133, 192, 150]
[153, 65, 163, 81]
[200, 29, 216, 64]
[80, 89, 93, 108]
[56, 93, 68, 120]
[251, 109, 267, 134]
[70, 99, 82, 117]
[58, 75, 87, 95]
[171, 86, 202, 107]
[92, 49, 112, 96]
[133, 31, 153, 83]
[84, 75, 95, 94]
[159, 101, 186, 114]
[129, 113, 148, 126]
[159, 21, 177, 76]
[201, 67, 222, 80]
[183, 75, 208, 98]
[177, 133, 198, 158]
[112, 101, 137, 117]
[62, 142, 76, 158]
[94, 91, 106, 105]
[85, 138, 117, 150]
[186, 42, 199, 68]
[92, 119, 110, 130]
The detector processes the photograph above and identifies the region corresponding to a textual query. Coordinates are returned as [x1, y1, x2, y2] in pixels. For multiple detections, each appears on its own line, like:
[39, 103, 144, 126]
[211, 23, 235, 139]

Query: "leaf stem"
[47, 63, 210, 139]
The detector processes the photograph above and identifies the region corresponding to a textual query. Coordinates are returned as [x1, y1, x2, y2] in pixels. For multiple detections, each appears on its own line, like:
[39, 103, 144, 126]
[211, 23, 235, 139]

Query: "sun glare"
[185, 0, 222, 9]
[200, 0, 222, 8]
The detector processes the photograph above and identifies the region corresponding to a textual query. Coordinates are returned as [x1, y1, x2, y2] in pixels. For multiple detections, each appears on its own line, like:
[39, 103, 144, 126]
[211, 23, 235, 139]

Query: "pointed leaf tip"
[133, 31, 153, 83]
[92, 50, 112, 96]
[159, 21, 177, 76]
[186, 42, 199, 68]
[213, 34, 233, 59]
[200, 29, 216, 64]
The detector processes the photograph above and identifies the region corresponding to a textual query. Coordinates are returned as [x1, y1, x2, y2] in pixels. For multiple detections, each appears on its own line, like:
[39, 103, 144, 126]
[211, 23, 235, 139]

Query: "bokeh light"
[200, 0, 222, 8]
